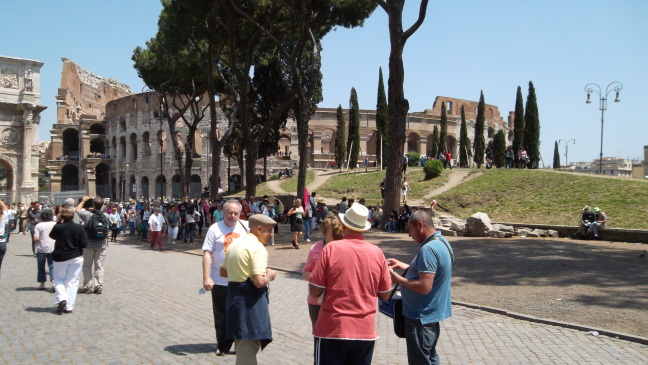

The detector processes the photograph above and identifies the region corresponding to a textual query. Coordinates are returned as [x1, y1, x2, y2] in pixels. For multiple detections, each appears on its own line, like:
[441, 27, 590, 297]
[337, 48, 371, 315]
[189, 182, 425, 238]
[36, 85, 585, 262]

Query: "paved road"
[0, 232, 646, 364]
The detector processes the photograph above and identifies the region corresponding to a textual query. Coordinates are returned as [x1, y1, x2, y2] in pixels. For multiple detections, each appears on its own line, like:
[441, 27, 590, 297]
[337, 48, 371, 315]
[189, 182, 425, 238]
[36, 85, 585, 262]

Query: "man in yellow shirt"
[220, 214, 277, 365]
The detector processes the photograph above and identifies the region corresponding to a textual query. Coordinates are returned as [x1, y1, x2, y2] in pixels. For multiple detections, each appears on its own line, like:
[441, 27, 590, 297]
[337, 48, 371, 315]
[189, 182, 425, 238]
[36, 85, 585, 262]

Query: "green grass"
[279, 170, 315, 194]
[435, 169, 648, 229]
[315, 167, 452, 206]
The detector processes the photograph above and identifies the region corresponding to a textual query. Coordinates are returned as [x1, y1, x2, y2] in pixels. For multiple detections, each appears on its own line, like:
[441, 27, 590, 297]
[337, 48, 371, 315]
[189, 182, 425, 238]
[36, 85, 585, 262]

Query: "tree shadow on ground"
[164, 343, 216, 356]
[368, 231, 648, 312]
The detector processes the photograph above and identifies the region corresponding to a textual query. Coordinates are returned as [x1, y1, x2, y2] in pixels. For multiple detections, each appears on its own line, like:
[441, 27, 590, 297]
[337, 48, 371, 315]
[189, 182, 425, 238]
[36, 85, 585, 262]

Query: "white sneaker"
[306, 239, 311, 243]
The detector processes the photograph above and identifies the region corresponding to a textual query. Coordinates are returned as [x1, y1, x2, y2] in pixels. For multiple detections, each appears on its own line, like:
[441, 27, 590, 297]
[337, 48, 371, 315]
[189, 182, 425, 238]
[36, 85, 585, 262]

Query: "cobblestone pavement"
[1, 232, 646, 364]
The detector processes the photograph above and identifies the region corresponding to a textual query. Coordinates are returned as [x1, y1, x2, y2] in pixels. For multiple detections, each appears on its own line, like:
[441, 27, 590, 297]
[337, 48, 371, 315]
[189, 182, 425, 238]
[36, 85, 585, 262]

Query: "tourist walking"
[287, 199, 304, 249]
[0, 200, 8, 276]
[402, 177, 410, 204]
[308, 204, 392, 365]
[49, 207, 87, 314]
[76, 196, 110, 295]
[387, 210, 454, 365]
[148, 207, 165, 250]
[108, 208, 121, 242]
[166, 204, 180, 245]
[33, 208, 56, 291]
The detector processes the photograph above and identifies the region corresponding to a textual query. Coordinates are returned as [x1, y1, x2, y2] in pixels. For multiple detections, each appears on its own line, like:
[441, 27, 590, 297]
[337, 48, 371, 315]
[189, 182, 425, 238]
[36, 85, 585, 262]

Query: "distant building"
[577, 157, 633, 177]
[0, 55, 46, 203]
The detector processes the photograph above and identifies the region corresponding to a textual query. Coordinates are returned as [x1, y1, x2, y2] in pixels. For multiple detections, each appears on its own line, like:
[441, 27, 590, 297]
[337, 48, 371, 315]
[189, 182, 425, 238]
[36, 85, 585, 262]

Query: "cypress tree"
[459, 105, 471, 168]
[375, 68, 388, 164]
[512, 86, 525, 167]
[438, 101, 447, 156]
[493, 130, 506, 168]
[430, 125, 439, 159]
[553, 141, 561, 169]
[347, 87, 361, 169]
[473, 90, 486, 168]
[524, 81, 541, 169]
[335, 105, 346, 169]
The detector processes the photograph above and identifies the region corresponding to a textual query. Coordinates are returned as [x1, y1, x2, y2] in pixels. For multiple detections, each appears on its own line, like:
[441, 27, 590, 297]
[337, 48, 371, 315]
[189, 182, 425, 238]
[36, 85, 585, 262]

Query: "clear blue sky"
[2, 0, 646, 165]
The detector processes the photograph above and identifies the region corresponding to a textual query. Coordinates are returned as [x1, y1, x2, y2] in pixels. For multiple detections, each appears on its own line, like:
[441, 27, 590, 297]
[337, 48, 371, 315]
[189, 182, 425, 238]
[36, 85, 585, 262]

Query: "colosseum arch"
[175, 132, 184, 156]
[62, 128, 79, 158]
[155, 175, 167, 198]
[95, 163, 110, 198]
[0, 159, 14, 192]
[129, 133, 138, 162]
[142, 131, 151, 156]
[157, 130, 167, 154]
[172, 174, 182, 199]
[446, 135, 457, 155]
[366, 131, 378, 156]
[89, 123, 106, 135]
[129, 175, 136, 199]
[487, 126, 495, 138]
[320, 128, 335, 154]
[426, 134, 435, 156]
[119, 136, 126, 161]
[278, 128, 291, 156]
[193, 130, 202, 158]
[141, 176, 150, 199]
[61, 164, 79, 191]
[90, 138, 105, 154]
[189, 174, 201, 198]
[111, 177, 117, 201]
[407, 132, 420, 153]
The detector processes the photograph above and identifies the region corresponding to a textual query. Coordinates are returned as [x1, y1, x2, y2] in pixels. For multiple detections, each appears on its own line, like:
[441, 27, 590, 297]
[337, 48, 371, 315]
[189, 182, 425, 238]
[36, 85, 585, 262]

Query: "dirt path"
[265, 178, 288, 194]
[405, 169, 482, 208]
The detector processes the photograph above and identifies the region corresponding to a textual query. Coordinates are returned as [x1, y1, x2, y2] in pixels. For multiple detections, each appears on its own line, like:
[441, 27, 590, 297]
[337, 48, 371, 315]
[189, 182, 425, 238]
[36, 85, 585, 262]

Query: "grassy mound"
[435, 169, 648, 229]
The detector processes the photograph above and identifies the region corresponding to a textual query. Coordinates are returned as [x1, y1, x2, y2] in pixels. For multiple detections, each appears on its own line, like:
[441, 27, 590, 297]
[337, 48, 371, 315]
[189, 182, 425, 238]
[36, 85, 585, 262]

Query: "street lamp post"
[558, 139, 576, 167]
[584, 82, 623, 174]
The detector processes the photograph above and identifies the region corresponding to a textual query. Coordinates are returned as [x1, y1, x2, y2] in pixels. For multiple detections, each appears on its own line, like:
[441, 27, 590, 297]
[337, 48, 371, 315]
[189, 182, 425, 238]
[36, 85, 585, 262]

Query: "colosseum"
[46, 59, 510, 202]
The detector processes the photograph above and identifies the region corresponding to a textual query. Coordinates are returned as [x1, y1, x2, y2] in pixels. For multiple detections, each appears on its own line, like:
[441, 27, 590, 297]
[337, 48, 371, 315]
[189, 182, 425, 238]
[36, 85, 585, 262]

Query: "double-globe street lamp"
[558, 139, 576, 167]
[584, 81, 623, 174]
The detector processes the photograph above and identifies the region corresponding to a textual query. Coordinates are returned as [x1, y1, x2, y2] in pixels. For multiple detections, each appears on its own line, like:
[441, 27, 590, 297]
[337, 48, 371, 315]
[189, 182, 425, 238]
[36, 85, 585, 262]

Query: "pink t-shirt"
[309, 234, 392, 340]
[303, 240, 325, 305]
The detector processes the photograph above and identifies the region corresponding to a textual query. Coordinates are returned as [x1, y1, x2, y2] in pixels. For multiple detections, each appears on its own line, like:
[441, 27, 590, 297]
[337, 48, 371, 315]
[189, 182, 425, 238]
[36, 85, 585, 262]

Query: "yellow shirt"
[222, 233, 268, 283]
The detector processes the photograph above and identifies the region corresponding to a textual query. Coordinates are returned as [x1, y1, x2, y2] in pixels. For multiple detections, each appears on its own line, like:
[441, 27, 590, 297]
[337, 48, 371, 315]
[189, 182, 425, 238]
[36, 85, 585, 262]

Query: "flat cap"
[248, 214, 277, 227]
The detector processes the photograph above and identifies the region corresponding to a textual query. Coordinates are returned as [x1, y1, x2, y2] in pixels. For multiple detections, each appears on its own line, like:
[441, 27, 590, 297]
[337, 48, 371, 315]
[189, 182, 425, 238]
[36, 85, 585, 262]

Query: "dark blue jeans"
[405, 317, 441, 365]
[36, 252, 54, 283]
[0, 242, 6, 274]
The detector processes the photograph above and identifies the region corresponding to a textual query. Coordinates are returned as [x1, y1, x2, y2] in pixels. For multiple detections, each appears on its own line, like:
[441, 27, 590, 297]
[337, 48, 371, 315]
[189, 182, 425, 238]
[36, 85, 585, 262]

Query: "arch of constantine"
[0, 55, 46, 203]
[46, 59, 509, 201]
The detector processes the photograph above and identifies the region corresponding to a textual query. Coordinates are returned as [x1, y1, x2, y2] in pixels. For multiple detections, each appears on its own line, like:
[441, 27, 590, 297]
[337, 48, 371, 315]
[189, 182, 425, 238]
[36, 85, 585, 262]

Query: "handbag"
[378, 268, 408, 338]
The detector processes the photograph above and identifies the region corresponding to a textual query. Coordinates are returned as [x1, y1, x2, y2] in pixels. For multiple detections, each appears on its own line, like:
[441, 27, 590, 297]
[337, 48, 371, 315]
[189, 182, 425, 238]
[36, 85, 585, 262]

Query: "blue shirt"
[401, 232, 453, 324]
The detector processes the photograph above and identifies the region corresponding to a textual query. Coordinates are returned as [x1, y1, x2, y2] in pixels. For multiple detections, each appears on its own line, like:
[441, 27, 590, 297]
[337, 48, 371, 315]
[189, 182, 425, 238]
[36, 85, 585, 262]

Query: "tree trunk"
[183, 126, 196, 198]
[381, 0, 408, 229]
[245, 143, 258, 198]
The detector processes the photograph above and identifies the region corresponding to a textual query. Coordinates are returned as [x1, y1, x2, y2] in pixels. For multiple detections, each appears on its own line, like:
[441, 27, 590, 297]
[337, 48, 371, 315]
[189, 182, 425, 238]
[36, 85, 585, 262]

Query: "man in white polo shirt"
[202, 199, 249, 355]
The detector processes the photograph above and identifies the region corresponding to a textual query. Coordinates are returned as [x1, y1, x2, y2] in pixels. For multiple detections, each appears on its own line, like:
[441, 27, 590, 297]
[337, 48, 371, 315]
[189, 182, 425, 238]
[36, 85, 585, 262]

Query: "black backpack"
[86, 211, 109, 239]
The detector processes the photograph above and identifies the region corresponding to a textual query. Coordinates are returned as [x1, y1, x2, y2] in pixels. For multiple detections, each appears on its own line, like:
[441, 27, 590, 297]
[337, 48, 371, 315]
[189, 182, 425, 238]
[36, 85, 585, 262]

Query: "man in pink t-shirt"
[309, 204, 392, 365]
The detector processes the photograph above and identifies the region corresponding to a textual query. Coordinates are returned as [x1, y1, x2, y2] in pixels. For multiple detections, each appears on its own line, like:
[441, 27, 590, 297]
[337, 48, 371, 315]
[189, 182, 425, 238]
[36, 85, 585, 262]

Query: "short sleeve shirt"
[302, 240, 325, 305]
[202, 220, 249, 285]
[401, 233, 453, 324]
[33, 221, 57, 253]
[221, 233, 268, 283]
[309, 234, 392, 340]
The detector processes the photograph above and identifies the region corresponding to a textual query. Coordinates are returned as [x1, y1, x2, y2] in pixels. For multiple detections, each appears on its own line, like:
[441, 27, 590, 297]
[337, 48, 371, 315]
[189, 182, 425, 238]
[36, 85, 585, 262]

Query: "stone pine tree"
[347, 87, 361, 169]
[553, 141, 561, 168]
[459, 105, 471, 168]
[379, 0, 430, 228]
[473, 90, 486, 168]
[430, 126, 439, 159]
[512, 86, 525, 168]
[438, 101, 447, 155]
[375, 68, 388, 165]
[493, 129, 506, 168]
[335, 105, 346, 170]
[524, 81, 541, 169]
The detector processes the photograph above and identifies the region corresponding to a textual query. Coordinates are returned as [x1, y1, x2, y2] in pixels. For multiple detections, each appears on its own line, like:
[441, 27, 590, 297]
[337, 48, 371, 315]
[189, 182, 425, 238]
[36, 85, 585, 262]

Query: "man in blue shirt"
[388, 210, 453, 365]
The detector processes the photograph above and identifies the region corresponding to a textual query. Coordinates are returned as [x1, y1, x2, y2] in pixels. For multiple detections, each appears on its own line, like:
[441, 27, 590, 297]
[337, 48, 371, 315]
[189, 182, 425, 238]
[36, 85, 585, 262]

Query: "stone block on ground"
[466, 212, 493, 236]
[548, 230, 559, 238]
[439, 228, 458, 237]
[450, 221, 467, 233]
[516, 228, 531, 237]
[489, 230, 514, 238]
